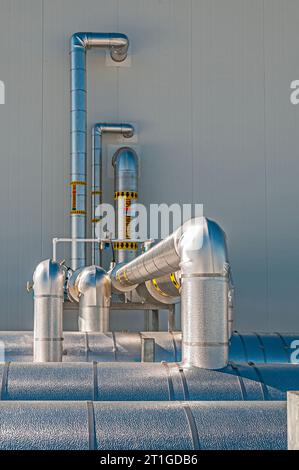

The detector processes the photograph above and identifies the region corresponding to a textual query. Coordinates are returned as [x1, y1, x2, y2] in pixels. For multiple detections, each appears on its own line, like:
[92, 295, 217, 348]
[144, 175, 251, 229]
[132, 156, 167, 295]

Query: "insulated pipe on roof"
[0, 362, 298, 402]
[0, 331, 297, 363]
[0, 401, 286, 450]
[70, 32, 129, 270]
[91, 124, 134, 265]
[111, 217, 230, 369]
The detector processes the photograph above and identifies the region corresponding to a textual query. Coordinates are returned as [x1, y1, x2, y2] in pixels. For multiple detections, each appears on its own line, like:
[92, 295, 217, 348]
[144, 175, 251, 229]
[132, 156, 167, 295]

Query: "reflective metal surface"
[1, 331, 297, 363]
[112, 217, 230, 369]
[32, 260, 66, 362]
[0, 401, 286, 450]
[70, 32, 129, 269]
[0, 362, 298, 402]
[68, 266, 111, 333]
[112, 147, 139, 263]
[92, 124, 134, 265]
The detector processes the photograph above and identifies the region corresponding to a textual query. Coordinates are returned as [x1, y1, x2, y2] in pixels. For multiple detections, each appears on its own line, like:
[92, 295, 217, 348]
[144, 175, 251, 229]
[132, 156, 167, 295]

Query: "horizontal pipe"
[0, 362, 298, 401]
[0, 401, 286, 450]
[0, 331, 297, 363]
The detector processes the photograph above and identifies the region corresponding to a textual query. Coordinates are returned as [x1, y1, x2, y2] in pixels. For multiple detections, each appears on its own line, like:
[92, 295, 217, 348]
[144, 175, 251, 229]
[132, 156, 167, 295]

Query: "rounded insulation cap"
[33, 259, 66, 297]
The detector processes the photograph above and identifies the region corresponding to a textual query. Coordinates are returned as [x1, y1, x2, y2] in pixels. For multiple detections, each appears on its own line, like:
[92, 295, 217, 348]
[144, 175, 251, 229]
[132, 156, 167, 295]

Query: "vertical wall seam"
[40, 0, 44, 258]
[190, 0, 194, 203]
[262, 0, 270, 330]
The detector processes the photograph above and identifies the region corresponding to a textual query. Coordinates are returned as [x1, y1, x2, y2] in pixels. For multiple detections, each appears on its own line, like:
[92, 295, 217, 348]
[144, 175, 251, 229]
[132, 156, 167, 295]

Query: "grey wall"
[0, 0, 298, 332]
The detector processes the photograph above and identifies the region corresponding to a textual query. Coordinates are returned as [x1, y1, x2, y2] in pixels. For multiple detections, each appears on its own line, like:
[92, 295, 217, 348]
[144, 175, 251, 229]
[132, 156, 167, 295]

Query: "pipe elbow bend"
[177, 217, 230, 277]
[112, 146, 139, 170]
[77, 266, 111, 308]
[70, 32, 129, 61]
[33, 259, 65, 298]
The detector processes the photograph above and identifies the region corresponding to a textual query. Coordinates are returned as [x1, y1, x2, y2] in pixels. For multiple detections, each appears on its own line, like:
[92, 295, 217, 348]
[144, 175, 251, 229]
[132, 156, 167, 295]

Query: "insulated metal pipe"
[67, 266, 111, 332]
[0, 332, 297, 363]
[136, 272, 181, 305]
[112, 217, 230, 369]
[32, 260, 66, 362]
[0, 401, 286, 450]
[0, 362, 298, 402]
[91, 124, 134, 265]
[70, 32, 129, 270]
[112, 147, 139, 263]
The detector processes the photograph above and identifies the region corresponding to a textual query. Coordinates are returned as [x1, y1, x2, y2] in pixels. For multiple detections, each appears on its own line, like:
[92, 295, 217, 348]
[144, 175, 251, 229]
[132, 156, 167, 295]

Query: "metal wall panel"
[0, 0, 298, 331]
[0, 0, 43, 329]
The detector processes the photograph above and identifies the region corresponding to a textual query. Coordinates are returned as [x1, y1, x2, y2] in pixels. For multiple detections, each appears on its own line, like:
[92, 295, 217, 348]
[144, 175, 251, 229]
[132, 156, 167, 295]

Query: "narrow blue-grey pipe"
[0, 362, 298, 401]
[70, 32, 129, 270]
[0, 331, 298, 363]
[0, 401, 286, 450]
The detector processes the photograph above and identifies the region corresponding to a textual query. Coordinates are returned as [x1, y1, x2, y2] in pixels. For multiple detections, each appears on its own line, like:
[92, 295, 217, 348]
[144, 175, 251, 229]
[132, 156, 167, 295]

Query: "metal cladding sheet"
[0, 401, 287, 450]
[0, 362, 299, 401]
[0, 331, 298, 363]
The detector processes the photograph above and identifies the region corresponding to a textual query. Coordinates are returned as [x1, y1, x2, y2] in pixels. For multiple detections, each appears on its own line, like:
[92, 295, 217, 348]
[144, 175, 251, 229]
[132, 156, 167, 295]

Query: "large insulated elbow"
[177, 218, 229, 369]
[73, 266, 111, 333]
[32, 260, 66, 362]
[111, 216, 230, 370]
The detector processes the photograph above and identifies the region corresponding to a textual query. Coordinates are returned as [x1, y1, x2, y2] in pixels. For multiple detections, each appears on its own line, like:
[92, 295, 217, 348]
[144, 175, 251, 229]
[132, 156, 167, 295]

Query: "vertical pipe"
[70, 33, 129, 270]
[77, 266, 111, 333]
[112, 147, 139, 263]
[179, 219, 229, 369]
[33, 260, 66, 362]
[91, 124, 134, 265]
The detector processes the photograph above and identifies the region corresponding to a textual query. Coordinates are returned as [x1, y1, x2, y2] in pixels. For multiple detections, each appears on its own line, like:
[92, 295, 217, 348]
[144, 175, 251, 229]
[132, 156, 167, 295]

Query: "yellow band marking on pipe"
[113, 241, 138, 250]
[114, 191, 138, 200]
[170, 273, 180, 290]
[70, 181, 86, 186]
[152, 278, 170, 297]
[70, 210, 86, 215]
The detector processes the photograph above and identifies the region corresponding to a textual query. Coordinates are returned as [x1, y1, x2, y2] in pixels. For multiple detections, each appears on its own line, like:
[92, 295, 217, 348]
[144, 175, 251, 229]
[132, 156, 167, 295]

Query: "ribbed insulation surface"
[0, 331, 297, 363]
[0, 362, 298, 401]
[0, 401, 286, 450]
